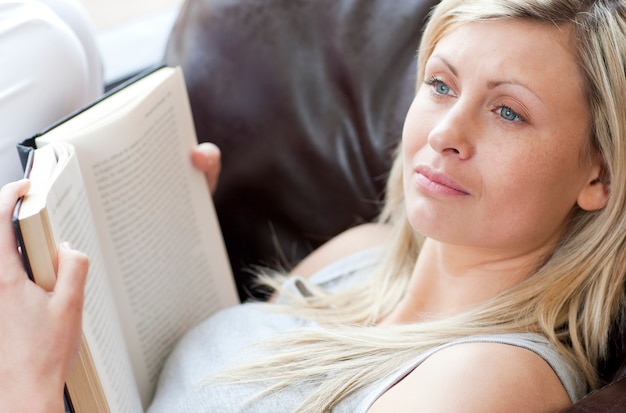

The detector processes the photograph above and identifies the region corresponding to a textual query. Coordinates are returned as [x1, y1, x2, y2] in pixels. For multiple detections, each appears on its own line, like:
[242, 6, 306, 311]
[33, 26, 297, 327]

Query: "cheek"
[401, 99, 430, 166]
[486, 147, 584, 226]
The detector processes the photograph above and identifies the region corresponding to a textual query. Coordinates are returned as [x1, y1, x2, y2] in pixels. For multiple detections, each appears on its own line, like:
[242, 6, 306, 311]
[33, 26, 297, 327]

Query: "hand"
[0, 180, 89, 413]
[191, 142, 222, 195]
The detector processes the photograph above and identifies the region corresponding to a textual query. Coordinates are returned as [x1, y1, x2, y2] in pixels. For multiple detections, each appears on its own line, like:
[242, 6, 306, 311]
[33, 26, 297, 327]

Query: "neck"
[381, 238, 552, 325]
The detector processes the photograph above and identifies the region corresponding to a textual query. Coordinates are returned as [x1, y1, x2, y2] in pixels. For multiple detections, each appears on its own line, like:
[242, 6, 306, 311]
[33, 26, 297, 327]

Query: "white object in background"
[0, 0, 103, 186]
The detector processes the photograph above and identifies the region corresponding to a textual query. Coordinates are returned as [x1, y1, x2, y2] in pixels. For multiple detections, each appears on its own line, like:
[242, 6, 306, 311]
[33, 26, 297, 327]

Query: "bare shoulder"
[290, 223, 392, 279]
[369, 341, 572, 413]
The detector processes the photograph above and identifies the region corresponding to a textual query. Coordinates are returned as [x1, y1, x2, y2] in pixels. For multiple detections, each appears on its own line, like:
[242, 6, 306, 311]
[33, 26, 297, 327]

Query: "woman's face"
[402, 19, 605, 254]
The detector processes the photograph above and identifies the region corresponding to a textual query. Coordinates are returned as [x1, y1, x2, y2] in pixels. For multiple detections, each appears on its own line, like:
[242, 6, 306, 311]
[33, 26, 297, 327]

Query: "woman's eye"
[425, 77, 454, 96]
[496, 105, 525, 122]
[434, 80, 451, 95]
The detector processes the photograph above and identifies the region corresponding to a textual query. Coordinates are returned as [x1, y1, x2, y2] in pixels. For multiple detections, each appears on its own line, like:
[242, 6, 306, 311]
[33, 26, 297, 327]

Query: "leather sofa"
[163, 0, 626, 410]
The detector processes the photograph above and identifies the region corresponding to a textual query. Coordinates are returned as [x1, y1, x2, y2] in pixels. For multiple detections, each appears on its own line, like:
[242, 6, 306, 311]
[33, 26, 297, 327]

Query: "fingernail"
[61, 242, 75, 250]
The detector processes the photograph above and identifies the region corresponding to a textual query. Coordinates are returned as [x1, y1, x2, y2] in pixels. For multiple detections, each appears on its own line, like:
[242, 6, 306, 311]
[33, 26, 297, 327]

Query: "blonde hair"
[216, 1, 626, 411]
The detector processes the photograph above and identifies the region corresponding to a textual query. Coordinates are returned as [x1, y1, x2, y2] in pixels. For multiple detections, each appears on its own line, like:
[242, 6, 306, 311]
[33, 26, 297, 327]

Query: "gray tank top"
[148, 248, 587, 412]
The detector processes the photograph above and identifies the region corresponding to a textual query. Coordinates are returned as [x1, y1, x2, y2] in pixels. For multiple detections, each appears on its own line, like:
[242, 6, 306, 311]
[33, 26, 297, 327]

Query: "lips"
[414, 166, 470, 196]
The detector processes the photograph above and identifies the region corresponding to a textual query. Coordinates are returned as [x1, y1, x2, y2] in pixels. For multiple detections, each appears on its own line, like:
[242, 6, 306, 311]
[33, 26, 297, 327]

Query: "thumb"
[53, 242, 89, 308]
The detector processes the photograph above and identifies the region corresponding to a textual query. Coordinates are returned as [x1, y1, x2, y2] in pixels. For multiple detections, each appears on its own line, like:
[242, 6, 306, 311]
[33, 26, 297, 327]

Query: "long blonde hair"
[217, 0, 626, 410]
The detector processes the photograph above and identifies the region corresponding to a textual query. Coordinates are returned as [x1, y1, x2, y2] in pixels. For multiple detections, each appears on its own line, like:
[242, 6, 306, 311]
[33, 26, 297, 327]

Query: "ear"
[577, 162, 609, 211]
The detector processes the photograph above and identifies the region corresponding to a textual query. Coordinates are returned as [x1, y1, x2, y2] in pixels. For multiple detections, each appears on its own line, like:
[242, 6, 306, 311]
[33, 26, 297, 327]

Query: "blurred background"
[79, 0, 182, 30]
[78, 0, 184, 85]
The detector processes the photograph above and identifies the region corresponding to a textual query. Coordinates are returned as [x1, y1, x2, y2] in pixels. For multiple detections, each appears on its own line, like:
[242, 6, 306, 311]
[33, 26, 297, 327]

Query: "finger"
[191, 142, 222, 194]
[53, 242, 89, 310]
[0, 180, 31, 271]
[191, 142, 221, 169]
[0, 179, 30, 223]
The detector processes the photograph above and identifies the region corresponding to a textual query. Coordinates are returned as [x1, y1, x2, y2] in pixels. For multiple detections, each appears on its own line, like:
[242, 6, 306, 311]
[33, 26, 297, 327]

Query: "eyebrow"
[428, 54, 543, 103]
[429, 54, 458, 77]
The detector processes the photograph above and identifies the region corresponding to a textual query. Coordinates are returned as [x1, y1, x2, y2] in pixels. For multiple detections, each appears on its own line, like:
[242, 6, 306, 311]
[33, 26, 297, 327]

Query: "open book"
[12, 66, 239, 412]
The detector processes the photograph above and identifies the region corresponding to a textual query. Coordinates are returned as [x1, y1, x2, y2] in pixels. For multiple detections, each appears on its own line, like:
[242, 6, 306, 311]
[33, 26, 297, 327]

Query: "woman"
[2, 0, 626, 411]
[147, 0, 624, 411]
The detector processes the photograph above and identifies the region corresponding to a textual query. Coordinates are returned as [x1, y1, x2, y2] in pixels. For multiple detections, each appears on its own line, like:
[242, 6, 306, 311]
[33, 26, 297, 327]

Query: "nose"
[427, 102, 475, 160]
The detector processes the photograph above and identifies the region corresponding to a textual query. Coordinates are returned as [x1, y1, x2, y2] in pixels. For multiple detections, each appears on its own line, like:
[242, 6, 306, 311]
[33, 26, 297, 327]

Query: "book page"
[44, 146, 143, 412]
[39, 67, 239, 408]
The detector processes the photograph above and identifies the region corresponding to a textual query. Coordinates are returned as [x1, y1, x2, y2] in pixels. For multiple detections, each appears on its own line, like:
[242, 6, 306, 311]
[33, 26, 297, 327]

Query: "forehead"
[434, 20, 576, 70]
[428, 19, 587, 102]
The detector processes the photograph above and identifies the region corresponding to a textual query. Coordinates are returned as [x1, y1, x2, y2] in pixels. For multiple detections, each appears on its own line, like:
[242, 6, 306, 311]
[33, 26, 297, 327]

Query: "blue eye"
[425, 77, 454, 96]
[434, 81, 451, 95]
[497, 105, 524, 122]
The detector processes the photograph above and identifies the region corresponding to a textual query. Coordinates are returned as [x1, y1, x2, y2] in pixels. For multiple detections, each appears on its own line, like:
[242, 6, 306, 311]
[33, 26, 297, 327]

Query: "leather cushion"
[165, 0, 439, 298]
